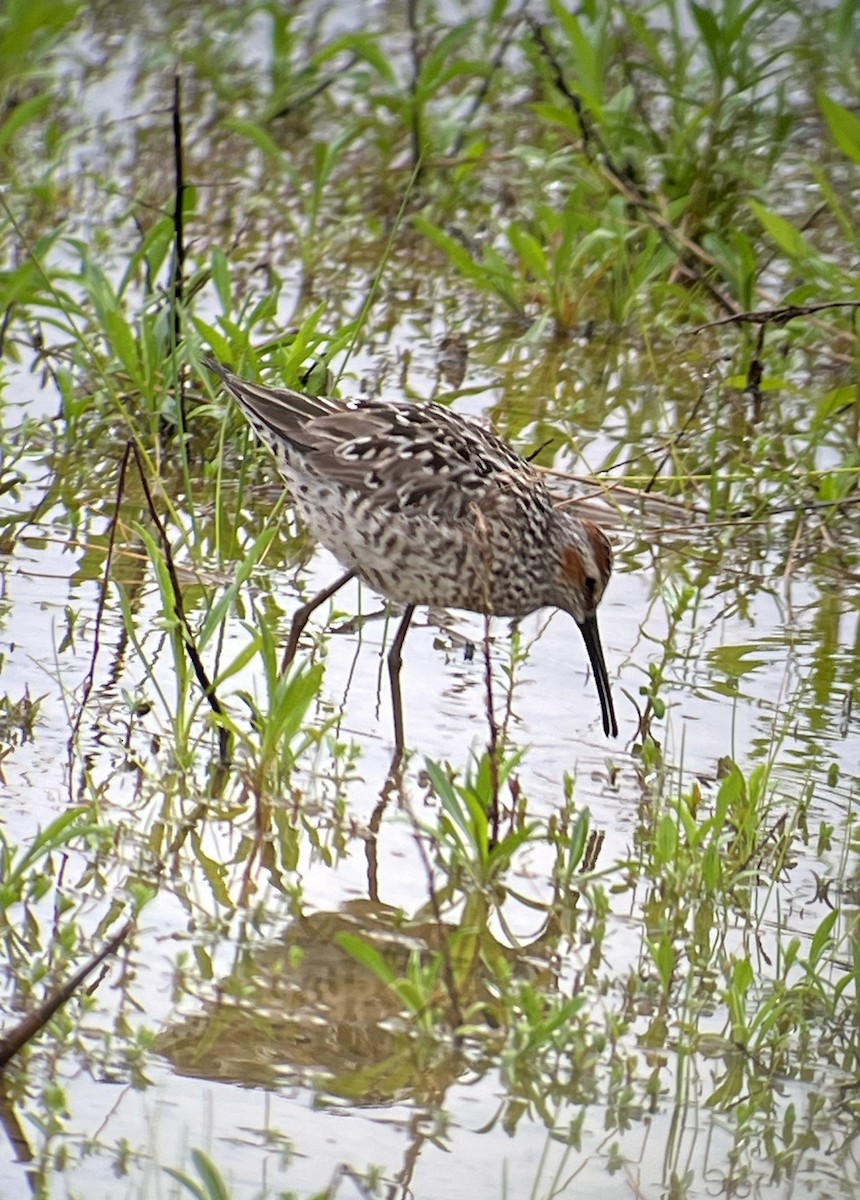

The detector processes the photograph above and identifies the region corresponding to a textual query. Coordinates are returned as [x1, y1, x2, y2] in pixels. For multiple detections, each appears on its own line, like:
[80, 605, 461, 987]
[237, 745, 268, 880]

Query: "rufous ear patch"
[561, 544, 586, 587]
[582, 520, 612, 580]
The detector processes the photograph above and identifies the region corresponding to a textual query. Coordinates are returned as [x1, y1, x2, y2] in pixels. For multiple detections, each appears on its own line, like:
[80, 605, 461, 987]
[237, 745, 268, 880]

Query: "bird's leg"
[280, 569, 356, 674]
[387, 605, 415, 760]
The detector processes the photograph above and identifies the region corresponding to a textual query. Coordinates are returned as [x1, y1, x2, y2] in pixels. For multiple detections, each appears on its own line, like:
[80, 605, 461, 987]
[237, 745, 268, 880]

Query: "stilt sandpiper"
[205, 357, 618, 750]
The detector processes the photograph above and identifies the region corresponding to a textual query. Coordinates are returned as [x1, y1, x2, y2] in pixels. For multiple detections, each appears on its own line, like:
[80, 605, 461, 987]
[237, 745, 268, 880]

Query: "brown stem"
[0, 922, 134, 1071]
[131, 443, 231, 765]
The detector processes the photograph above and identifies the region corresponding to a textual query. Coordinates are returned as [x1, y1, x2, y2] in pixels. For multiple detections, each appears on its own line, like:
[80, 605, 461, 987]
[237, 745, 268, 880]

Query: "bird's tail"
[203, 357, 336, 439]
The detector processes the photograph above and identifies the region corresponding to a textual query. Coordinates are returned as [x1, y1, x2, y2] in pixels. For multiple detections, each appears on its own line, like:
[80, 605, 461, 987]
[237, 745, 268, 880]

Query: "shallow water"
[2, 3, 860, 1198]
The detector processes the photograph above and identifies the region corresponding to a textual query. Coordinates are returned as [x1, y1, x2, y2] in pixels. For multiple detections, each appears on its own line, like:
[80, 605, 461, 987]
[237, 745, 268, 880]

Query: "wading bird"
[206, 358, 618, 752]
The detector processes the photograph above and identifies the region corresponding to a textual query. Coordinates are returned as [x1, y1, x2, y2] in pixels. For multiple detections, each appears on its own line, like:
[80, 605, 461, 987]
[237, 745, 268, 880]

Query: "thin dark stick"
[529, 20, 604, 166]
[747, 323, 767, 422]
[280, 569, 356, 675]
[269, 53, 359, 118]
[68, 441, 133, 778]
[642, 388, 708, 495]
[170, 73, 186, 425]
[482, 616, 500, 848]
[528, 19, 739, 317]
[689, 300, 860, 333]
[406, 0, 423, 178]
[450, 6, 527, 156]
[0, 305, 13, 359]
[643, 490, 860, 537]
[758, 494, 860, 518]
[131, 443, 231, 765]
[0, 922, 133, 1070]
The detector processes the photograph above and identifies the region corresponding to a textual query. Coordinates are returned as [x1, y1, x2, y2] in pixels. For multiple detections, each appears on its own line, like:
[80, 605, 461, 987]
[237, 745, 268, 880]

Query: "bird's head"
[551, 515, 617, 738]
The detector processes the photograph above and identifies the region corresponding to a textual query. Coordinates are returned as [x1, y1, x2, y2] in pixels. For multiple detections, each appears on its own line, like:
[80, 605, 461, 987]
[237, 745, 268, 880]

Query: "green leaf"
[103, 310, 141, 380]
[690, 2, 726, 76]
[337, 932, 397, 985]
[819, 92, 860, 164]
[547, 0, 605, 106]
[414, 217, 486, 283]
[655, 813, 678, 864]
[649, 934, 675, 991]
[566, 809, 589, 872]
[197, 526, 277, 648]
[163, 1169, 206, 1200]
[417, 22, 476, 95]
[318, 32, 398, 84]
[0, 255, 47, 307]
[812, 384, 855, 432]
[277, 303, 328, 378]
[731, 956, 754, 994]
[714, 763, 743, 821]
[211, 635, 262, 690]
[673, 795, 698, 845]
[165, 1150, 230, 1200]
[211, 248, 231, 315]
[508, 225, 549, 280]
[808, 909, 838, 970]
[191, 317, 232, 365]
[224, 118, 284, 160]
[0, 94, 53, 155]
[190, 835, 233, 910]
[189, 1150, 231, 1200]
[702, 843, 721, 890]
[260, 659, 324, 756]
[706, 1055, 744, 1108]
[708, 644, 768, 677]
[749, 199, 816, 260]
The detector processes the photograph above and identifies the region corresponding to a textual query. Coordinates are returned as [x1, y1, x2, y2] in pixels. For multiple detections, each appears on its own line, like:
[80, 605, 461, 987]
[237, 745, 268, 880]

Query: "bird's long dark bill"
[578, 615, 618, 738]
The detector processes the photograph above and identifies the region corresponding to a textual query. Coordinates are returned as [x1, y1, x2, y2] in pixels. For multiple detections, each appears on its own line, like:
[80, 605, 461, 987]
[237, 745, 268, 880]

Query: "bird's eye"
[585, 576, 597, 597]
